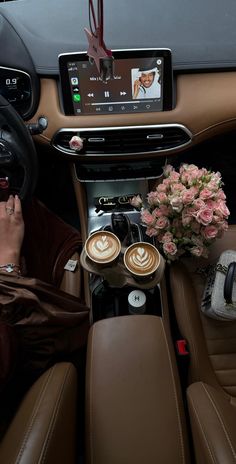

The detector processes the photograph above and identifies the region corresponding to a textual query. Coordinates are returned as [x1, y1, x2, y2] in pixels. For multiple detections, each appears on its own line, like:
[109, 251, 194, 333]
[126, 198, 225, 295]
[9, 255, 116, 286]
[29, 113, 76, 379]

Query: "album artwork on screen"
[59, 49, 173, 116]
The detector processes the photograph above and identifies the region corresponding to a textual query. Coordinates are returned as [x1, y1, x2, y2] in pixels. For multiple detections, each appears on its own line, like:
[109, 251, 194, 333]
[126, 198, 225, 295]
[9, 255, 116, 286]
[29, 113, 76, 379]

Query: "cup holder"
[91, 283, 162, 322]
[81, 214, 166, 321]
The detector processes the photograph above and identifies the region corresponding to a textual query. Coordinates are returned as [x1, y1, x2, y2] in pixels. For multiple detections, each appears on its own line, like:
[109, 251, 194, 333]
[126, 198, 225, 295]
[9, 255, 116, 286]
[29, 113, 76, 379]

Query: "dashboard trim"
[30, 74, 236, 149]
[52, 123, 192, 157]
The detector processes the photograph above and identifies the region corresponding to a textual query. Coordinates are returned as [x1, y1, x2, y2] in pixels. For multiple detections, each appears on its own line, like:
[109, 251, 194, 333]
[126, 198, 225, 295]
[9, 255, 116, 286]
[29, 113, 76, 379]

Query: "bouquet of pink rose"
[131, 163, 230, 261]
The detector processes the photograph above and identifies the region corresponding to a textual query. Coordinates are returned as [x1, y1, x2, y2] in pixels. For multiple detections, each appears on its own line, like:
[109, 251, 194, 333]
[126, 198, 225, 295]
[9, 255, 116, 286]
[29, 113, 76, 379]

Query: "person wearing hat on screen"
[132, 63, 161, 99]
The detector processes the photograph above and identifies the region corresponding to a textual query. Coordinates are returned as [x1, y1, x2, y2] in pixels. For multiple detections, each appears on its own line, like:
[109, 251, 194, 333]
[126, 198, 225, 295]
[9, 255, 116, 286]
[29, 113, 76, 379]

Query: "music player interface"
[67, 57, 163, 115]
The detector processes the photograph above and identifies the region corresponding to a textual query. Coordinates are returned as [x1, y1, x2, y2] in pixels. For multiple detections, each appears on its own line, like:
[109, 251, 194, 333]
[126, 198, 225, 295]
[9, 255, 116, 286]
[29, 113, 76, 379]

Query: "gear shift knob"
[111, 213, 131, 244]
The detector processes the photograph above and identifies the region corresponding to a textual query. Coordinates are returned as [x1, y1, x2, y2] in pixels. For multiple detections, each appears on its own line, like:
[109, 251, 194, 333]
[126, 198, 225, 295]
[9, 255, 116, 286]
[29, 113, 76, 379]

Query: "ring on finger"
[6, 207, 14, 215]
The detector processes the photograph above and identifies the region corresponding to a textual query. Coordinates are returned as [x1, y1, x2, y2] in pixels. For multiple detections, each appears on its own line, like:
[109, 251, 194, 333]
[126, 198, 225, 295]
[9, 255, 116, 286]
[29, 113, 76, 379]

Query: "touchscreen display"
[59, 49, 172, 115]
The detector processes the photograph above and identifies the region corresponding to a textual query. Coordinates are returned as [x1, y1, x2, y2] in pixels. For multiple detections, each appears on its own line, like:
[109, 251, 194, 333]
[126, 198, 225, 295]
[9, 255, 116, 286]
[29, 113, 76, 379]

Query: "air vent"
[52, 124, 192, 157]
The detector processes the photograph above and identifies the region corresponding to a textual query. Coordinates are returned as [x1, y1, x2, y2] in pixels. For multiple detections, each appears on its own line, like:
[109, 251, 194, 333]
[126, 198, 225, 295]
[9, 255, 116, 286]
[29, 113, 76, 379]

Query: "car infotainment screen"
[59, 49, 173, 115]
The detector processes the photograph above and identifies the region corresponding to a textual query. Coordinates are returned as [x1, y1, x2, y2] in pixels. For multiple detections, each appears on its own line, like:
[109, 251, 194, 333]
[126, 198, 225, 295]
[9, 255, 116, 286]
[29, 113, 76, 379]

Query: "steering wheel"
[0, 95, 38, 200]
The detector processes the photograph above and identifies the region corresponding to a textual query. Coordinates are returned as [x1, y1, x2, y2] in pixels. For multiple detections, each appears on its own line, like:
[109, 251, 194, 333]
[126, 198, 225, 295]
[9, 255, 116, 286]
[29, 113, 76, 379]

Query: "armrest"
[86, 315, 190, 464]
[0, 362, 78, 464]
[187, 382, 236, 464]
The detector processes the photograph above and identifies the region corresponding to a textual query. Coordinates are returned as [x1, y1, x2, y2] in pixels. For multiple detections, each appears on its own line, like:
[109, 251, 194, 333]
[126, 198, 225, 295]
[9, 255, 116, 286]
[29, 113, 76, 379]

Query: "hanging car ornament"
[84, 0, 114, 82]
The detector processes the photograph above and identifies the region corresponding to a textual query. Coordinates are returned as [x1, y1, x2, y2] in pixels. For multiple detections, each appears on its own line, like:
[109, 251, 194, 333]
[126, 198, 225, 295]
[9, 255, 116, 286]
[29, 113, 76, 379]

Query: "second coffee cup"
[85, 230, 121, 267]
[124, 242, 160, 281]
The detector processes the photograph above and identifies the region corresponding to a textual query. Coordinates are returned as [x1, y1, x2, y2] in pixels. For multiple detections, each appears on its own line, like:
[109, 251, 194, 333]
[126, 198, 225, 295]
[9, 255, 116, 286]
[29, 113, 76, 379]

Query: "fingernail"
[15, 194, 19, 199]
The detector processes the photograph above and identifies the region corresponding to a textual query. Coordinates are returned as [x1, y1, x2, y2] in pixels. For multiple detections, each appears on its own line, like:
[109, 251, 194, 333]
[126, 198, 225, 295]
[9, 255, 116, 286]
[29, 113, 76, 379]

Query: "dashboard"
[1, 0, 236, 159]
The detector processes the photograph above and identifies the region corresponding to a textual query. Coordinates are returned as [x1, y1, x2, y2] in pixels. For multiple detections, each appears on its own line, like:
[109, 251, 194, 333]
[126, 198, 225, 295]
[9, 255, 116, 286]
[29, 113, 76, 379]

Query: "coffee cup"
[124, 242, 160, 281]
[85, 230, 121, 267]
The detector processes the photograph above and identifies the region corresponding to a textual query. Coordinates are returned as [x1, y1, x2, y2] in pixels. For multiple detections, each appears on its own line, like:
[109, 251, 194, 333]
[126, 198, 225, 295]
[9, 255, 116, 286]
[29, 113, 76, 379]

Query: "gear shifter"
[111, 213, 132, 245]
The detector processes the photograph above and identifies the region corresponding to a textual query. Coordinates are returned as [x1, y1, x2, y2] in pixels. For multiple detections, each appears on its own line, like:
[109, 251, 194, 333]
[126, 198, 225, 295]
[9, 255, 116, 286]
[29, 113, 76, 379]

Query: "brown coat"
[0, 198, 89, 383]
[0, 274, 89, 379]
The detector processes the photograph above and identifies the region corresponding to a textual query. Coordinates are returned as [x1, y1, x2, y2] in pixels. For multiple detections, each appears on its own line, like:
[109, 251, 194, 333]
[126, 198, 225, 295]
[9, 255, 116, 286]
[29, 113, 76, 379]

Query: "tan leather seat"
[0, 362, 78, 464]
[169, 225, 236, 463]
[86, 315, 190, 464]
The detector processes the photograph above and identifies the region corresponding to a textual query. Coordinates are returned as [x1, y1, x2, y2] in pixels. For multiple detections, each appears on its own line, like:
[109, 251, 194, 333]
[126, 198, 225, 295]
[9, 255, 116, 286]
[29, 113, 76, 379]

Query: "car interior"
[1, 0, 236, 463]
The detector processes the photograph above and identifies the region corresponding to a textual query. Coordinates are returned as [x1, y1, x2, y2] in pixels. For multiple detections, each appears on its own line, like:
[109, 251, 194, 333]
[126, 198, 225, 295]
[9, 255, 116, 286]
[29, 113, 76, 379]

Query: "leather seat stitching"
[15, 365, 56, 463]
[188, 389, 217, 464]
[40, 364, 74, 463]
[202, 383, 236, 460]
[160, 321, 186, 464]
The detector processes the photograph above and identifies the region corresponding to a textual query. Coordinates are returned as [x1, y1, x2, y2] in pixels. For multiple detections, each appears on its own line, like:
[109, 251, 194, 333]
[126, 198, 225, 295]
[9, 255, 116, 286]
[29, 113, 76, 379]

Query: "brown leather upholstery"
[86, 315, 190, 464]
[187, 382, 236, 464]
[0, 362, 78, 464]
[169, 226, 236, 463]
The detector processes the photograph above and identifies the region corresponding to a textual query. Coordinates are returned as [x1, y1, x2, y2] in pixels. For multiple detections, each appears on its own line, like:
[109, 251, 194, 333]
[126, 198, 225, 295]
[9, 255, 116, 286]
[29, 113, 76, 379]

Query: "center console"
[56, 48, 190, 308]
[56, 49, 192, 461]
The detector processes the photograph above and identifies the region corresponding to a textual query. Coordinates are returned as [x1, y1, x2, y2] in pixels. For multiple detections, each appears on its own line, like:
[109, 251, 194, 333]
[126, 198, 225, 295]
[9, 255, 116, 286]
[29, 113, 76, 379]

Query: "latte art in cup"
[85, 231, 121, 265]
[124, 242, 160, 278]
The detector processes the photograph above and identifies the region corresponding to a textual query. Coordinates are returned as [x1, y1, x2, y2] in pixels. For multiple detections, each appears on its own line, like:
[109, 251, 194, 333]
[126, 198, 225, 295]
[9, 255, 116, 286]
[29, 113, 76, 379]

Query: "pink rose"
[199, 188, 214, 200]
[190, 246, 204, 257]
[211, 172, 222, 183]
[170, 196, 183, 213]
[156, 183, 168, 193]
[193, 199, 205, 210]
[145, 227, 158, 237]
[182, 187, 197, 205]
[161, 231, 173, 243]
[141, 209, 155, 227]
[130, 195, 143, 209]
[163, 164, 174, 177]
[147, 191, 159, 207]
[153, 205, 171, 217]
[156, 216, 169, 229]
[207, 180, 219, 192]
[202, 225, 218, 240]
[69, 135, 83, 151]
[205, 199, 215, 209]
[156, 192, 168, 204]
[214, 200, 230, 218]
[163, 241, 178, 256]
[171, 183, 185, 193]
[182, 207, 196, 226]
[182, 215, 192, 226]
[169, 171, 180, 182]
[180, 163, 198, 174]
[216, 189, 226, 200]
[196, 208, 213, 226]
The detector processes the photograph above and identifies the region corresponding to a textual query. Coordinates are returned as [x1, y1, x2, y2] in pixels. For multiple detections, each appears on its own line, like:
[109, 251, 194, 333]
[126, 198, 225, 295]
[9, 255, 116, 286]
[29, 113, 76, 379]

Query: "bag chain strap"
[215, 263, 229, 275]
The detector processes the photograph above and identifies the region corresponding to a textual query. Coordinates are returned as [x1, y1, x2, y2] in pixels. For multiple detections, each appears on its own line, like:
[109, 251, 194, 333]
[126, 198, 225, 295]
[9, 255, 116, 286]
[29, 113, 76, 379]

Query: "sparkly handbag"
[201, 250, 236, 321]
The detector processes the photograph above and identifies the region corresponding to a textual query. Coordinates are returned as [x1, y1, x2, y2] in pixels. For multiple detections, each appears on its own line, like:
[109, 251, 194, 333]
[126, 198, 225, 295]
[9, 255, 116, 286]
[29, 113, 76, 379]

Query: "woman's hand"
[0, 195, 24, 265]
